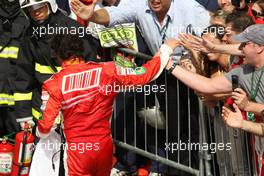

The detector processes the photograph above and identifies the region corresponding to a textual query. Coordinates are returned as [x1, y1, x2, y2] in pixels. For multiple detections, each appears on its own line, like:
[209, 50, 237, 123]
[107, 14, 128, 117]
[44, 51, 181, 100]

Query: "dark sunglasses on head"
[252, 9, 264, 17]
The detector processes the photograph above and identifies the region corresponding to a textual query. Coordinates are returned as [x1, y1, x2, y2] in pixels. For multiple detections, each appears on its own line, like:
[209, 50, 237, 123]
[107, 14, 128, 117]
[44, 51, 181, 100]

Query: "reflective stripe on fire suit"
[14, 10, 97, 122]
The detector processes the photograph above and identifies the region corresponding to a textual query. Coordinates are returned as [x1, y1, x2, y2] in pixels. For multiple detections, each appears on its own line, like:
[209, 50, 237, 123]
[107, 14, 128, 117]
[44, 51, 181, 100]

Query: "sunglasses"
[251, 9, 264, 17]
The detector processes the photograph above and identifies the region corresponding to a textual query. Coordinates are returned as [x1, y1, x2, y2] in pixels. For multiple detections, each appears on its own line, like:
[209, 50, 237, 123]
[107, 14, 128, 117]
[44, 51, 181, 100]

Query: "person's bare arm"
[71, 0, 137, 26]
[241, 120, 264, 136]
[167, 60, 232, 94]
[244, 102, 264, 116]
[213, 43, 242, 56]
[90, 9, 110, 26]
[180, 34, 243, 56]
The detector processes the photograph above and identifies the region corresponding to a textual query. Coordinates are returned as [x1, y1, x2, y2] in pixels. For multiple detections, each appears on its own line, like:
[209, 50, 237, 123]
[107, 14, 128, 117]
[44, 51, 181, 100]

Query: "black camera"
[232, 75, 239, 91]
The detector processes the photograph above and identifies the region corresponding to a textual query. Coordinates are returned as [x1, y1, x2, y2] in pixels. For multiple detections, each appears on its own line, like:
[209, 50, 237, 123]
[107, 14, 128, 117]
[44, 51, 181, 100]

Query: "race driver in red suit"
[35, 34, 179, 176]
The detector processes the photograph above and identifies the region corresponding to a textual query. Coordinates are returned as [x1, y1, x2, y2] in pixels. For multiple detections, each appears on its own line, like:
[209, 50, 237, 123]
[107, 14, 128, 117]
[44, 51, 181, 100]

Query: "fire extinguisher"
[0, 138, 14, 176]
[11, 123, 35, 176]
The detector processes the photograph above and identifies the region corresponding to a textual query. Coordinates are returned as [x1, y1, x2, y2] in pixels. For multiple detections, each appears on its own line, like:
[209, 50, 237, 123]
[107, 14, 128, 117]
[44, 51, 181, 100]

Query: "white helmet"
[19, 0, 58, 13]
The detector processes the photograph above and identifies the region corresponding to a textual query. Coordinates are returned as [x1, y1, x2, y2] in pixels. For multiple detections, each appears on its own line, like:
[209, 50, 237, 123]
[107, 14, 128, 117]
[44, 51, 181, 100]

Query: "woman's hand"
[179, 33, 199, 60]
[179, 34, 217, 54]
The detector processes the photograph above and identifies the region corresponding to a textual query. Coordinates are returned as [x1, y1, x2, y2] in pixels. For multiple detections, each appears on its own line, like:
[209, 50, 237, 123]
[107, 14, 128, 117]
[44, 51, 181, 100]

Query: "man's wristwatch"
[168, 62, 178, 74]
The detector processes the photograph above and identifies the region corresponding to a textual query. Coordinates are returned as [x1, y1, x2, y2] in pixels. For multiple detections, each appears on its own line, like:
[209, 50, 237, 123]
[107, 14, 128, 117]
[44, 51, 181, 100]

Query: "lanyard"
[250, 67, 264, 102]
[247, 67, 264, 121]
[160, 17, 170, 44]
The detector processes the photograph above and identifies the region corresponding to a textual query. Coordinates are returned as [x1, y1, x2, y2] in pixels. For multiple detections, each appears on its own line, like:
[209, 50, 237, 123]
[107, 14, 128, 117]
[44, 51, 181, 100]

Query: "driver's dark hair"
[51, 34, 84, 60]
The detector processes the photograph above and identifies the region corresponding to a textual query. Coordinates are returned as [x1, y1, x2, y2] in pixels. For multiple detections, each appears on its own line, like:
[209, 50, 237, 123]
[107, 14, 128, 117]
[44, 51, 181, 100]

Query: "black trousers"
[0, 107, 20, 138]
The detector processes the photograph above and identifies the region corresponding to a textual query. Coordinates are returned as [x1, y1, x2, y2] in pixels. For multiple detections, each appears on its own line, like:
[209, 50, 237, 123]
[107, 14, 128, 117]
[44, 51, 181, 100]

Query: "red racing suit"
[36, 44, 172, 176]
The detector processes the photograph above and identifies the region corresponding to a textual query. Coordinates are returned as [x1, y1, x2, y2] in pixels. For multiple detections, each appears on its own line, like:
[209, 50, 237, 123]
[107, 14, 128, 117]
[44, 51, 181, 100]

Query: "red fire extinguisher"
[0, 138, 14, 176]
[11, 123, 35, 176]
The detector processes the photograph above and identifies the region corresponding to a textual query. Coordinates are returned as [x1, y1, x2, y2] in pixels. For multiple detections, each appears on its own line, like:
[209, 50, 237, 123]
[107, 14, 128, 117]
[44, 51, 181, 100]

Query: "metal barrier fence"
[200, 103, 253, 176]
[110, 48, 256, 176]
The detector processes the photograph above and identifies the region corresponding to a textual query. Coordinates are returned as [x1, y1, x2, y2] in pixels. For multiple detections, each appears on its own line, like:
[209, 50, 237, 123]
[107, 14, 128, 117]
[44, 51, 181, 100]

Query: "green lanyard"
[160, 17, 170, 44]
[247, 66, 264, 121]
[249, 67, 264, 101]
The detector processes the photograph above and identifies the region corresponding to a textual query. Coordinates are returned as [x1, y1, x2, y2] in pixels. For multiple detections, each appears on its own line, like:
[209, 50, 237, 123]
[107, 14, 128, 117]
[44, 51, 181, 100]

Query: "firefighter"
[0, 0, 29, 137]
[15, 0, 96, 126]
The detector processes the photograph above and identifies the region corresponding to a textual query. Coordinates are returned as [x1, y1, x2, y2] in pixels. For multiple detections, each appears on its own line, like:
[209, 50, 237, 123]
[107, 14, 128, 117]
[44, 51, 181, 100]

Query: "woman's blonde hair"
[210, 10, 231, 25]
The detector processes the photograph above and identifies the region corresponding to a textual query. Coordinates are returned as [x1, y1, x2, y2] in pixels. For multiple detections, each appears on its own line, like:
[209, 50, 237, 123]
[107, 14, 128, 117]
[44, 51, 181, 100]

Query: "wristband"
[168, 62, 178, 74]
